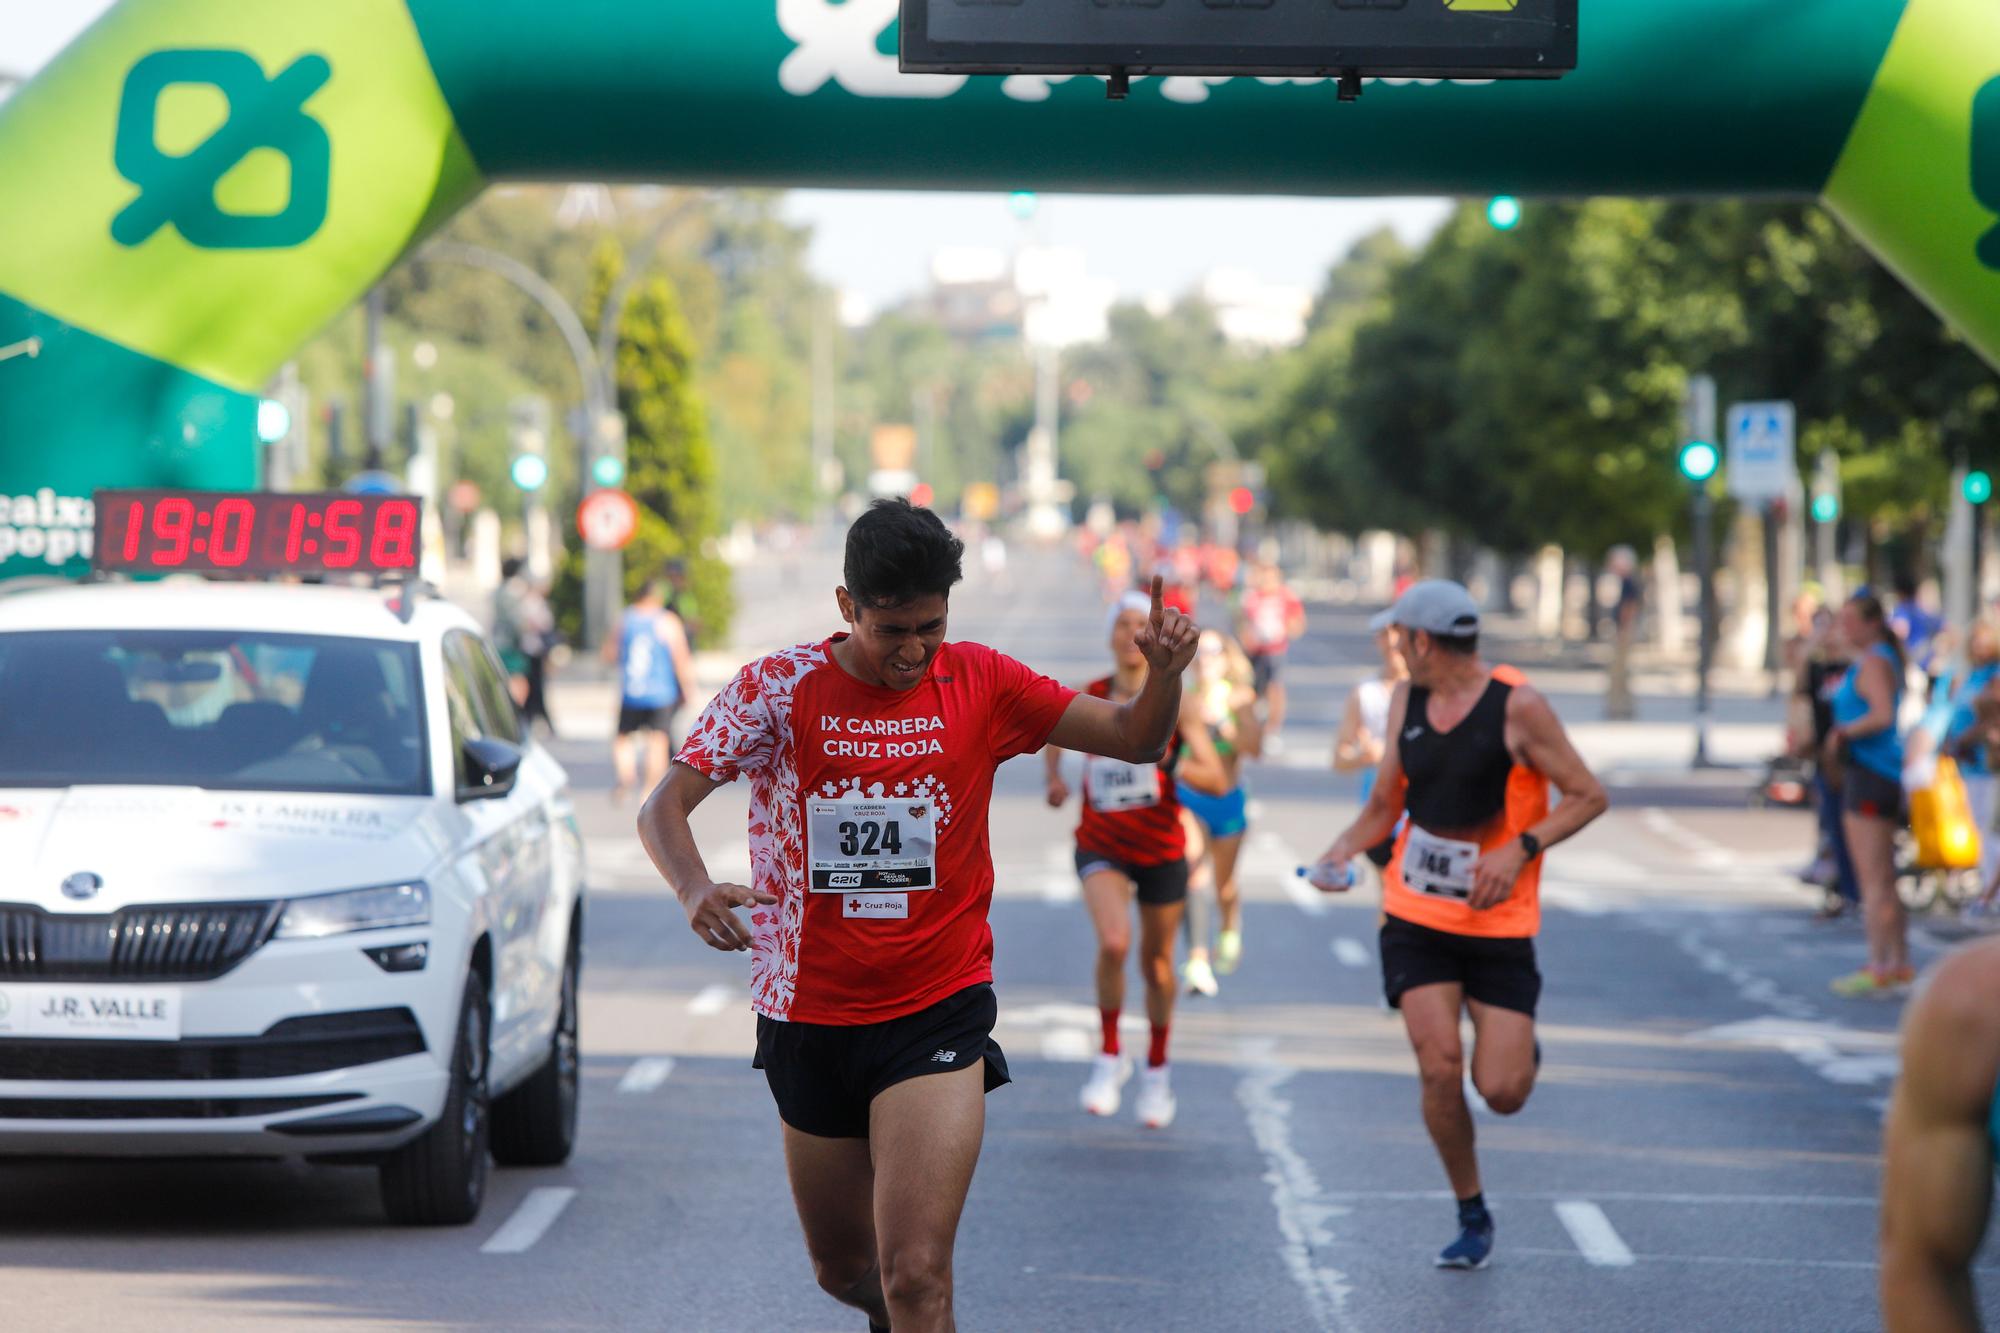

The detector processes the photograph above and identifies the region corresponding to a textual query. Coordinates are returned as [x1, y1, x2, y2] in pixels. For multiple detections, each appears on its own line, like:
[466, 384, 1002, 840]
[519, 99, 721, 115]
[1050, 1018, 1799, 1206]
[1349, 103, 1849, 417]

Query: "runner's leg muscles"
[1137, 899, 1184, 1029]
[782, 1125, 889, 1324]
[871, 1064, 987, 1333]
[1210, 831, 1246, 936]
[1465, 999, 1537, 1115]
[1400, 982, 1480, 1198]
[1082, 871, 1134, 1016]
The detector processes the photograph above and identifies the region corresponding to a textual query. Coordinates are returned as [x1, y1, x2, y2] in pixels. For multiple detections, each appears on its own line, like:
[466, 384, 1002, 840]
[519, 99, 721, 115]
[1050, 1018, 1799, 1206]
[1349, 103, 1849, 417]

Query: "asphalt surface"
[5, 545, 1997, 1332]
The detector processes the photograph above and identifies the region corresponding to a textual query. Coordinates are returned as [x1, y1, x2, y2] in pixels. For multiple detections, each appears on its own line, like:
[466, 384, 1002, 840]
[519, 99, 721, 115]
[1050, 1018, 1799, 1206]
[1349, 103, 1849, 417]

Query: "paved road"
[6, 546, 1997, 1332]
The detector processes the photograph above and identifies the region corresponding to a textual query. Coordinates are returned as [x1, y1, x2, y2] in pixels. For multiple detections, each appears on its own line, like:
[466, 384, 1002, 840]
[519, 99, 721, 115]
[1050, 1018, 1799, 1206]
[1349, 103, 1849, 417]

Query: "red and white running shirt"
[676, 637, 1075, 1025]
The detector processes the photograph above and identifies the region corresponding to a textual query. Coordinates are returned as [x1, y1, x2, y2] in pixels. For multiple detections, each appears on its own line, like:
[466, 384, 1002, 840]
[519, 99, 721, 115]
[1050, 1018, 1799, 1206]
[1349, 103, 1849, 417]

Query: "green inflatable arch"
[0, 0, 1995, 574]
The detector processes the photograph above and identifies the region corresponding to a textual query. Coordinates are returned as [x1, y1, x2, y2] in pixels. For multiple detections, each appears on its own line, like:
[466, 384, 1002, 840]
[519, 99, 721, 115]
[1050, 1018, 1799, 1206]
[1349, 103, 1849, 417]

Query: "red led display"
[93, 490, 422, 576]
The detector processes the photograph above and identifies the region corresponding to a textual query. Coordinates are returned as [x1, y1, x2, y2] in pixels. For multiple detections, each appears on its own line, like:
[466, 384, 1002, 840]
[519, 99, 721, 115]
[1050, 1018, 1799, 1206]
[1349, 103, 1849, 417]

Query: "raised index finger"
[1149, 574, 1165, 624]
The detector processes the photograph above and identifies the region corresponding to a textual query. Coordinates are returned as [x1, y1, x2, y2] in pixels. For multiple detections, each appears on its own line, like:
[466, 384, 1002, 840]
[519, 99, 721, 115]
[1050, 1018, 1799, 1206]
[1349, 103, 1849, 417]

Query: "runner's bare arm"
[1042, 718, 1071, 808]
[1174, 692, 1231, 798]
[1467, 685, 1609, 910]
[1316, 682, 1411, 868]
[1333, 690, 1373, 774]
[637, 762, 778, 952]
[1881, 948, 1999, 1332]
[1506, 685, 1608, 851]
[1045, 576, 1199, 762]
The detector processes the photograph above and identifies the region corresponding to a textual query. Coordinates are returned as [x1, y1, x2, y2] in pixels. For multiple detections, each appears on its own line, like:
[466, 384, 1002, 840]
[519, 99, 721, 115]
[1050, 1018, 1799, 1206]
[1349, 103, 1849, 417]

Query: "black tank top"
[1400, 676, 1515, 838]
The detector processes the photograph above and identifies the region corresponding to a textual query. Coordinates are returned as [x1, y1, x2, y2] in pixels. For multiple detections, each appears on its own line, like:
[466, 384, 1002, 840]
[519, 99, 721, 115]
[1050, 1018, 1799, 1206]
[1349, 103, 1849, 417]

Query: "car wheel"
[380, 971, 491, 1225]
[492, 929, 581, 1166]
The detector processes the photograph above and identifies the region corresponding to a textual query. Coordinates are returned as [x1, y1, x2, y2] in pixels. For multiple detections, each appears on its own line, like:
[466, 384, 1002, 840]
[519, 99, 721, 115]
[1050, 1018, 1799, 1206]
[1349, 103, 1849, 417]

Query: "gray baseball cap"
[1369, 580, 1481, 636]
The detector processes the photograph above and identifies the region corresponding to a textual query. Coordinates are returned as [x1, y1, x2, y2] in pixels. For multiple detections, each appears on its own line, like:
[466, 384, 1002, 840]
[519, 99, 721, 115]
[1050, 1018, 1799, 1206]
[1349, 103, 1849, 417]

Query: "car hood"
[0, 786, 447, 912]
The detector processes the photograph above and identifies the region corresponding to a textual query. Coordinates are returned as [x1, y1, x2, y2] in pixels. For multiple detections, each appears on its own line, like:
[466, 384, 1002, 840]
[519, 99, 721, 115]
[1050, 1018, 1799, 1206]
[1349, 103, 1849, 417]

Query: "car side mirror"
[458, 737, 523, 802]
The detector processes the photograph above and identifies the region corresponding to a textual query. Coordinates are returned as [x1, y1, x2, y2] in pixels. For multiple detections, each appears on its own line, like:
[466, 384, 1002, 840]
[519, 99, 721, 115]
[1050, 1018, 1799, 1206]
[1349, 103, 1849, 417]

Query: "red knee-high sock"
[1100, 1008, 1121, 1056]
[1148, 1022, 1170, 1069]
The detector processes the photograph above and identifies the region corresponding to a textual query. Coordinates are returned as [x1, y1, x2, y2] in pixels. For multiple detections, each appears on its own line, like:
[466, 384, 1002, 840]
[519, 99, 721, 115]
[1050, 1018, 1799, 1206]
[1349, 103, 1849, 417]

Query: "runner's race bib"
[807, 798, 939, 892]
[1401, 825, 1480, 900]
[1084, 756, 1160, 813]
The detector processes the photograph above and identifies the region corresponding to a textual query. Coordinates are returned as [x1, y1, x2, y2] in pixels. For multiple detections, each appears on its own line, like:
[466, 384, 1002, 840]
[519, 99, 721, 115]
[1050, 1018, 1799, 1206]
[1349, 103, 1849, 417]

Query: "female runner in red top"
[1044, 590, 1228, 1128]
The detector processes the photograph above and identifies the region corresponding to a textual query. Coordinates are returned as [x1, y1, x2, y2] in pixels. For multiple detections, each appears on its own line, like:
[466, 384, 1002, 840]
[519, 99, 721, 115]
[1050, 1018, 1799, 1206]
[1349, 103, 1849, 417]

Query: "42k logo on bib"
[112, 49, 331, 249]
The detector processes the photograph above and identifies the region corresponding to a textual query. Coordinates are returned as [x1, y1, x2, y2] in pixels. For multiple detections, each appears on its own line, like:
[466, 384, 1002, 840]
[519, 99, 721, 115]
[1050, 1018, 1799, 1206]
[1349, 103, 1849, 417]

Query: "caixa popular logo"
[1977, 75, 2000, 272]
[112, 49, 331, 249]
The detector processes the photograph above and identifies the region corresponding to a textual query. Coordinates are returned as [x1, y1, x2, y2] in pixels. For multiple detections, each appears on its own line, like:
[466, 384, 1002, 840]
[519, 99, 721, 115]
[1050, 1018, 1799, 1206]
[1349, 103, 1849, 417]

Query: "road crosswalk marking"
[616, 1056, 676, 1093]
[1554, 1200, 1636, 1267]
[480, 1187, 579, 1255]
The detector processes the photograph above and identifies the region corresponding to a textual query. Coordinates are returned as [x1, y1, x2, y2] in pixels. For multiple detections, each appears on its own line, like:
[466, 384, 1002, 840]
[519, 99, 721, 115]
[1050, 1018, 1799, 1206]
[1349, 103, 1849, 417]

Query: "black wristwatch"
[1517, 831, 1542, 860]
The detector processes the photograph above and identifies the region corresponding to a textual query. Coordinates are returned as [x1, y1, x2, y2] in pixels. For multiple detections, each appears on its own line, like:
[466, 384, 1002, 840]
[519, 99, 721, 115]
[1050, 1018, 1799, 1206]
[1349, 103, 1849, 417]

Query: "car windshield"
[0, 630, 429, 797]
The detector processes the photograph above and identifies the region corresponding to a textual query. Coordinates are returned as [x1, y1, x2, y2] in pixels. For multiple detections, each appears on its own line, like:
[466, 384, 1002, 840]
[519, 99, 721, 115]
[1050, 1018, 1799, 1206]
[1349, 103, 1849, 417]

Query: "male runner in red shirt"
[638, 499, 1199, 1332]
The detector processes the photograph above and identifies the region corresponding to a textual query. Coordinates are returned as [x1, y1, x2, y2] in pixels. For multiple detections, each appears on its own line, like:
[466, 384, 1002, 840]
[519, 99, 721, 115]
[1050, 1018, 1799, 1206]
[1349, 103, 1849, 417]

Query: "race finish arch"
[0, 0, 1994, 577]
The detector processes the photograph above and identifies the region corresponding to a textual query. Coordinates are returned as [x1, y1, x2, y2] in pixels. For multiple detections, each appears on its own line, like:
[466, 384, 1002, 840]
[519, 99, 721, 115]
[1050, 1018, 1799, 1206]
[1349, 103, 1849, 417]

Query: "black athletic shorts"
[752, 983, 1010, 1139]
[1250, 651, 1285, 693]
[1073, 848, 1190, 905]
[1379, 916, 1542, 1018]
[1841, 764, 1905, 822]
[617, 703, 676, 736]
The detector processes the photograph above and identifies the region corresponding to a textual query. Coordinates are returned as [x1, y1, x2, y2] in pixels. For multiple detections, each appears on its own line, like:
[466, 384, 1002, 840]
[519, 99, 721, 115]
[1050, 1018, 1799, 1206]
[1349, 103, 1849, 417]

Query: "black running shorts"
[1840, 765, 1905, 822]
[752, 983, 1010, 1139]
[1379, 916, 1541, 1018]
[1073, 849, 1191, 905]
[616, 703, 676, 736]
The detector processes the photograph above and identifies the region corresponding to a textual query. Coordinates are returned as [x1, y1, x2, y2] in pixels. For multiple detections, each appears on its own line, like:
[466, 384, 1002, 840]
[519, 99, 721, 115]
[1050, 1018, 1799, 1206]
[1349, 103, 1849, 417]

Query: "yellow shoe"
[1830, 967, 1906, 998]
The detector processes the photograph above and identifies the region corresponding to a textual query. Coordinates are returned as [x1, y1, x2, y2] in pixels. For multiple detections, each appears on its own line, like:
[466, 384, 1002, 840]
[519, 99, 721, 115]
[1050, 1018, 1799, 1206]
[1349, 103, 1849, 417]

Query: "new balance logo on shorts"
[930, 1049, 958, 1063]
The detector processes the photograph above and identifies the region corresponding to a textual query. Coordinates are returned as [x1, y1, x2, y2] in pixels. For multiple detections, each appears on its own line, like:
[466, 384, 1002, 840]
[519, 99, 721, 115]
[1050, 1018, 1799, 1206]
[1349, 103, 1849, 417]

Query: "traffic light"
[510, 454, 549, 492]
[1811, 493, 1839, 524]
[1678, 440, 1719, 482]
[1228, 485, 1257, 515]
[1486, 196, 1522, 231]
[591, 455, 626, 488]
[1967, 470, 1993, 505]
[255, 398, 291, 444]
[1008, 191, 1038, 220]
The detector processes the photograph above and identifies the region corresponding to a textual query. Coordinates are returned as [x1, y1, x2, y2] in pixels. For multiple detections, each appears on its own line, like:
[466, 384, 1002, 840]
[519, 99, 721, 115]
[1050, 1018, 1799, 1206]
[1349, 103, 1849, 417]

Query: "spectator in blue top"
[1889, 573, 1943, 675]
[603, 576, 695, 804]
[1828, 591, 1911, 998]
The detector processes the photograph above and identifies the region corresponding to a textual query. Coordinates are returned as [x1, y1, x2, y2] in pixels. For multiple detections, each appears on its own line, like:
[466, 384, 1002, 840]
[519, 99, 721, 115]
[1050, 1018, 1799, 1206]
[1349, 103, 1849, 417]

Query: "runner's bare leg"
[872, 1063, 987, 1333]
[1465, 998, 1537, 1115]
[1209, 830, 1246, 938]
[1399, 981, 1480, 1198]
[1138, 900, 1184, 1029]
[783, 1126, 889, 1325]
[1082, 870, 1135, 1016]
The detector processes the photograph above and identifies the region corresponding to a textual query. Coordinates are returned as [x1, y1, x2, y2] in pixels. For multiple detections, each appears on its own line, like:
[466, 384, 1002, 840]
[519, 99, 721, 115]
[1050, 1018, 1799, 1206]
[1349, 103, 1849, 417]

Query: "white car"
[0, 579, 585, 1224]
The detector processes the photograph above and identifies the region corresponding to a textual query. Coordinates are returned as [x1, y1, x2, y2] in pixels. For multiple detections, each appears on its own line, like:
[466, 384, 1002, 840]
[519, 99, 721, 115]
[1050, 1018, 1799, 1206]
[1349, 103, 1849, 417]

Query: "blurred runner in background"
[1179, 629, 1263, 995]
[606, 576, 695, 804]
[1827, 591, 1912, 998]
[1335, 618, 1409, 892]
[1239, 559, 1305, 752]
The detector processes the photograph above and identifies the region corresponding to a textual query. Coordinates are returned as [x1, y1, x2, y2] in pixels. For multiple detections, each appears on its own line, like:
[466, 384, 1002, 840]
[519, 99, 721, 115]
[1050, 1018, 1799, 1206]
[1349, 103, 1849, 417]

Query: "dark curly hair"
[844, 497, 964, 610]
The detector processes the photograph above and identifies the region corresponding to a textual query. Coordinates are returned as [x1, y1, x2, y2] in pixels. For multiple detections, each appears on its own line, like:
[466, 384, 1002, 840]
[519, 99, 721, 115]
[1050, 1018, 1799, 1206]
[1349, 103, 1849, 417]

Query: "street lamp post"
[1679, 374, 1721, 769]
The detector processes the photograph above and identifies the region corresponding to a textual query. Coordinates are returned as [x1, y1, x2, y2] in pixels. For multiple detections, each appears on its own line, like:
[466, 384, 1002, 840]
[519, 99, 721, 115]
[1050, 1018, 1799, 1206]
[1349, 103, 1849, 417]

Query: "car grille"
[0, 902, 280, 982]
[0, 1093, 360, 1120]
[0, 1008, 427, 1082]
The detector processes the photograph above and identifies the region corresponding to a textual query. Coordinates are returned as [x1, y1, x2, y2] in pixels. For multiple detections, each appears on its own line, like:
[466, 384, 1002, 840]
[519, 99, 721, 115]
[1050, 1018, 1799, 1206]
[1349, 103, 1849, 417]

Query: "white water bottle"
[1297, 861, 1353, 893]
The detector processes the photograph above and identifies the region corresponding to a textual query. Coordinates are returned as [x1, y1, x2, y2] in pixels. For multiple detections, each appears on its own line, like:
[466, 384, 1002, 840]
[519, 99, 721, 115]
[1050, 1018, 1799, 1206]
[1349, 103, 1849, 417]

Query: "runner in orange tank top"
[1308, 580, 1607, 1272]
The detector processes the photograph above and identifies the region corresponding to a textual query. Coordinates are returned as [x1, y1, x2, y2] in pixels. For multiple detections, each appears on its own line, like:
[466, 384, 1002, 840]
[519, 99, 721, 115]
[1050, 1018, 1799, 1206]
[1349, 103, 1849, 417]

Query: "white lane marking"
[1554, 1200, 1636, 1268]
[1331, 938, 1370, 968]
[617, 1056, 676, 1093]
[1314, 1189, 1879, 1206]
[1671, 923, 1818, 1021]
[1235, 1042, 1353, 1332]
[1689, 1017, 1900, 1088]
[1540, 883, 1610, 917]
[1039, 1028, 1093, 1063]
[1641, 807, 1736, 871]
[480, 1187, 579, 1255]
[687, 984, 734, 1016]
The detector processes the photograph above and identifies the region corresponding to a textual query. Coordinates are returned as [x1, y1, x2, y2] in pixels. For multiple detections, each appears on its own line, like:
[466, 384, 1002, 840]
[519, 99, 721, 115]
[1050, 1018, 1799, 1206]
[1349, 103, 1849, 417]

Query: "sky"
[4, 3, 1449, 310]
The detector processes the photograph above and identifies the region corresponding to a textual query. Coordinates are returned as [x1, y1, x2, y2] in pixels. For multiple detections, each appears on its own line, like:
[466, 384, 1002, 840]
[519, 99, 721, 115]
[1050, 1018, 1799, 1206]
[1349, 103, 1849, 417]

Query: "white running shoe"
[1184, 955, 1220, 997]
[1080, 1052, 1131, 1117]
[1135, 1065, 1177, 1129]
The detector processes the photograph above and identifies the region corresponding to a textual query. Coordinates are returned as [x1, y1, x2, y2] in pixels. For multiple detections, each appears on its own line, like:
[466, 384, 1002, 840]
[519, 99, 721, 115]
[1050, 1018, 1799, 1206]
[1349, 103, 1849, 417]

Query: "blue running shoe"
[1435, 1219, 1494, 1270]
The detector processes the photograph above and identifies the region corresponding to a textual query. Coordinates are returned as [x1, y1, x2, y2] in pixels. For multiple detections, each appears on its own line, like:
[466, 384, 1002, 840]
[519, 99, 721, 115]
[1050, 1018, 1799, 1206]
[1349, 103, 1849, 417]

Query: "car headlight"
[276, 882, 430, 940]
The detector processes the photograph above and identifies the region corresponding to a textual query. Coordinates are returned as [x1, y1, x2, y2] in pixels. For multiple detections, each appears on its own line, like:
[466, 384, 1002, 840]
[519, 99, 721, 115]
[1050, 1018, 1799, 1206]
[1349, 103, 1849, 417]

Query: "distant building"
[1199, 267, 1313, 349]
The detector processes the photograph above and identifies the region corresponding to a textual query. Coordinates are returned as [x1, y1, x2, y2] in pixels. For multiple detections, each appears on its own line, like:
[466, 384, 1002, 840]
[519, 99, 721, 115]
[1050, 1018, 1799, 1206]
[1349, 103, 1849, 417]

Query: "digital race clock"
[93, 490, 422, 577]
